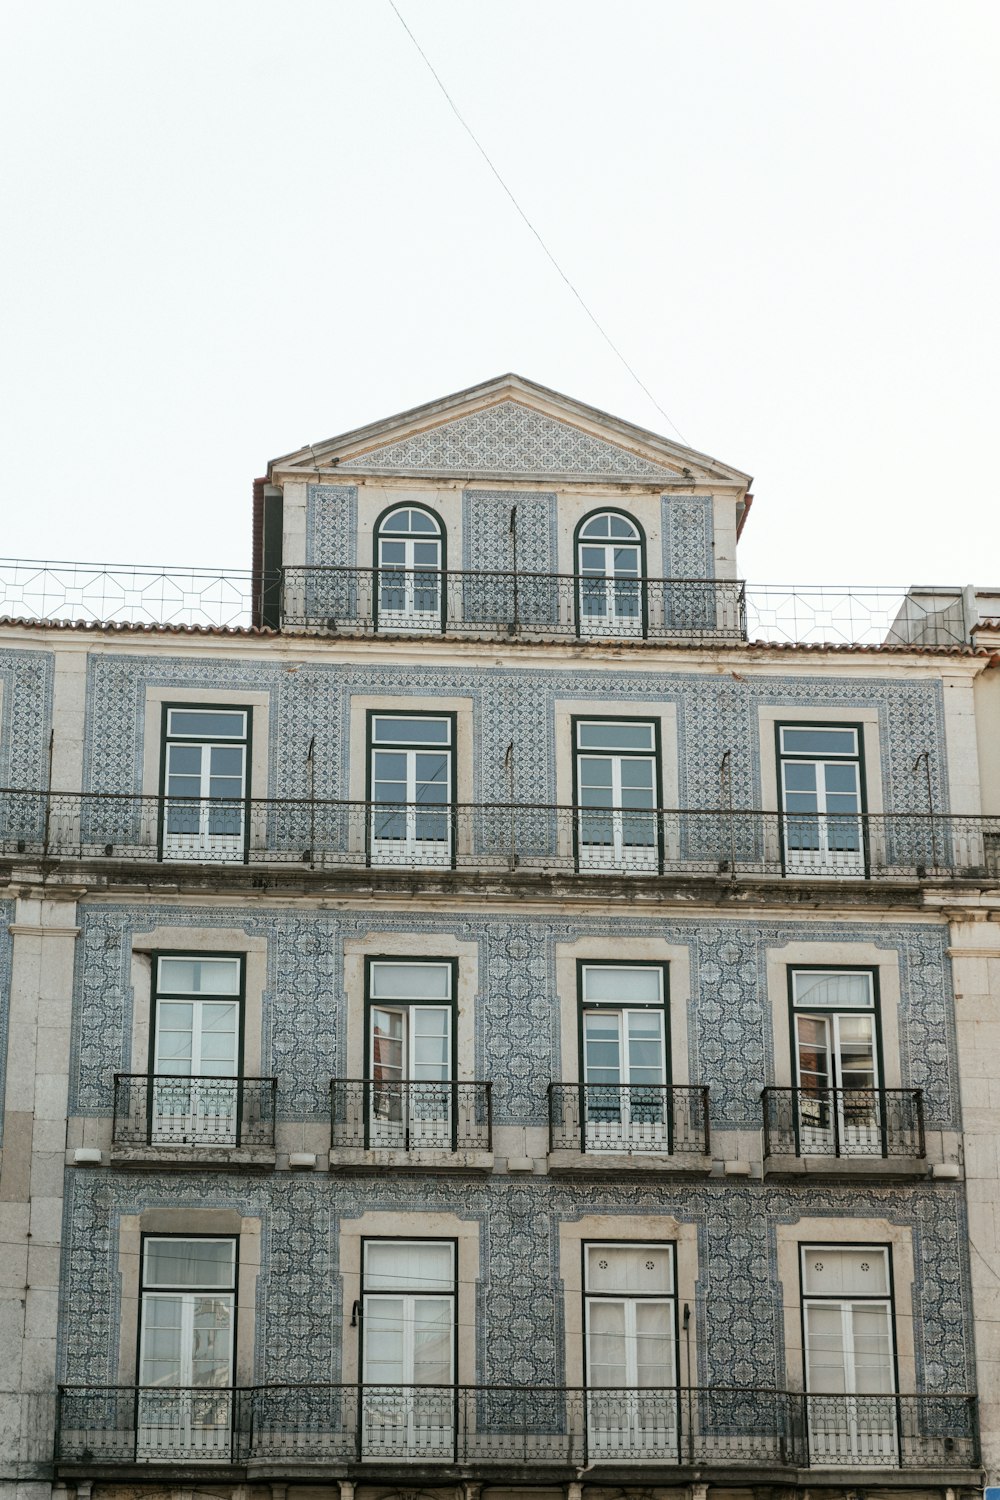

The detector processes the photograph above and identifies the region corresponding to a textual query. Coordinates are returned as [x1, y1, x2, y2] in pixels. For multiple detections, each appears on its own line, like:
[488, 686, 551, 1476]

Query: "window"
[576, 511, 644, 637]
[361, 1239, 455, 1458]
[584, 1242, 677, 1459]
[791, 969, 882, 1157]
[149, 954, 243, 1146]
[367, 960, 455, 1149]
[368, 713, 454, 867]
[801, 1245, 896, 1462]
[160, 706, 249, 863]
[374, 505, 444, 632]
[138, 1236, 236, 1459]
[573, 718, 660, 871]
[580, 963, 669, 1151]
[777, 724, 864, 875]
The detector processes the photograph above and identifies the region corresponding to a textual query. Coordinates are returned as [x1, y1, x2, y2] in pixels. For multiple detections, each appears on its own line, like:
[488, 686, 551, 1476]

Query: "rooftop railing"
[0, 558, 977, 646]
[56, 1385, 979, 1471]
[3, 790, 998, 883]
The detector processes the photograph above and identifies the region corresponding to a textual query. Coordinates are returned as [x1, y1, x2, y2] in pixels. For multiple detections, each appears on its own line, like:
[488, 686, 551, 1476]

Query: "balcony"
[56, 1385, 980, 1474]
[0, 557, 980, 647]
[548, 1083, 710, 1171]
[330, 1079, 493, 1169]
[3, 789, 998, 886]
[111, 1074, 277, 1166]
[762, 1087, 926, 1175]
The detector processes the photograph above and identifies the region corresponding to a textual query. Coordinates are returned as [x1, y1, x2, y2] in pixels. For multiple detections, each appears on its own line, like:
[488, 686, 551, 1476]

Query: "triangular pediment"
[269, 374, 750, 488]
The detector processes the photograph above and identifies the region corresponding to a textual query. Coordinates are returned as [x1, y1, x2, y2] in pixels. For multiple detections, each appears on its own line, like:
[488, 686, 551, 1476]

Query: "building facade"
[1, 374, 999, 1500]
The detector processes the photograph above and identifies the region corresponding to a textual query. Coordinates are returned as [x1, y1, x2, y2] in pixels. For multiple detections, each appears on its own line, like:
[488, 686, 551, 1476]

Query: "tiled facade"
[2, 375, 999, 1500]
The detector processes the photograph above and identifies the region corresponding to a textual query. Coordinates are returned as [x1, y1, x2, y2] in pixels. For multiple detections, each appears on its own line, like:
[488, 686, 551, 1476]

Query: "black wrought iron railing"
[280, 566, 746, 642]
[55, 1385, 980, 1470]
[330, 1079, 493, 1152]
[112, 1074, 277, 1149]
[762, 1087, 925, 1160]
[548, 1083, 710, 1155]
[0, 558, 977, 647]
[3, 790, 998, 882]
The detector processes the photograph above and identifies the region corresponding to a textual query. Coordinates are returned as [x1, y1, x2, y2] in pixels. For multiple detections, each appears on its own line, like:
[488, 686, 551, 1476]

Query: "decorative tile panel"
[83, 657, 949, 829]
[662, 494, 715, 579]
[304, 484, 359, 606]
[339, 401, 679, 478]
[69, 905, 958, 1132]
[461, 489, 557, 574]
[0, 646, 54, 789]
[60, 1170, 974, 1397]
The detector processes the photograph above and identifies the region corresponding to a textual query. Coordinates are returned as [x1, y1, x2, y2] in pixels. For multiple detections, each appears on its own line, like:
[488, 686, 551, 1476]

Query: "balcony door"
[576, 512, 644, 637]
[369, 714, 453, 867]
[575, 719, 660, 872]
[585, 1243, 677, 1460]
[161, 707, 248, 863]
[778, 725, 864, 876]
[361, 1240, 455, 1460]
[375, 506, 443, 632]
[137, 1237, 235, 1461]
[150, 955, 242, 1146]
[368, 961, 453, 1150]
[581, 965, 668, 1151]
[802, 1247, 897, 1464]
[792, 969, 880, 1156]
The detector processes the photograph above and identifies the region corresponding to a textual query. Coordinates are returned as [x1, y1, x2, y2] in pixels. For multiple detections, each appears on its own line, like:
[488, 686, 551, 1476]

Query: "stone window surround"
[555, 936, 691, 1088]
[776, 1219, 916, 1391]
[140, 685, 271, 806]
[129, 927, 268, 1078]
[555, 492, 664, 578]
[766, 939, 903, 1092]
[348, 692, 476, 812]
[757, 703, 884, 818]
[338, 1210, 480, 1386]
[558, 1214, 699, 1389]
[342, 931, 479, 1080]
[116, 1209, 262, 1386]
[357, 484, 464, 571]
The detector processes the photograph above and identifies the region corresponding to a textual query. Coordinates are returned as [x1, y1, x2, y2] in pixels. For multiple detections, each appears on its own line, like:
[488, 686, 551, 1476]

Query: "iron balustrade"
[3, 788, 999, 882]
[279, 565, 747, 642]
[112, 1074, 277, 1149]
[330, 1079, 493, 1152]
[548, 1083, 710, 1156]
[0, 559, 978, 646]
[762, 1087, 925, 1160]
[55, 1385, 979, 1470]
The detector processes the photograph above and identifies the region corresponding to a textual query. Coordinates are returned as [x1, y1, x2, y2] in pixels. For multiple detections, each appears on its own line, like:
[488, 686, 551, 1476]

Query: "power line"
[387, 0, 690, 448]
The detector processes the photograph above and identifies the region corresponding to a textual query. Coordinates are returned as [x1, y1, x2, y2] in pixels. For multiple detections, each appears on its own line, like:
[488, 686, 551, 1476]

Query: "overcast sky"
[2, 0, 998, 585]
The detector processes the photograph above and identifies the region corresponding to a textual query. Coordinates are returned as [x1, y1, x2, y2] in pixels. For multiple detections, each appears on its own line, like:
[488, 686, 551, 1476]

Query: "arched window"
[374, 505, 444, 631]
[575, 511, 645, 636]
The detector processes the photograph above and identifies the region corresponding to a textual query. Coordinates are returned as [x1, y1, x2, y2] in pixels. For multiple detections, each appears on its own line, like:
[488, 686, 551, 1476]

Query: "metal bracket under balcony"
[111, 1074, 277, 1167]
[762, 1086, 927, 1176]
[329, 1079, 493, 1169]
[548, 1083, 710, 1171]
[56, 1385, 980, 1474]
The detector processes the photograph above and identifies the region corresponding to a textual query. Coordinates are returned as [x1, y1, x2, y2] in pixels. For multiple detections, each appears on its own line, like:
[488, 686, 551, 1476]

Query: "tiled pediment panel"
[341, 401, 680, 478]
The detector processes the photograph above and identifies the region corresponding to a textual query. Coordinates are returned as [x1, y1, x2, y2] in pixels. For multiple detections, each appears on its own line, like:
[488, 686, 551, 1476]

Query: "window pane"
[166, 744, 202, 776]
[793, 971, 873, 1009]
[372, 718, 450, 745]
[586, 1244, 673, 1294]
[577, 722, 655, 752]
[370, 964, 451, 1000]
[364, 1240, 454, 1292]
[158, 958, 242, 995]
[144, 1239, 236, 1290]
[801, 1247, 889, 1296]
[167, 710, 247, 740]
[780, 727, 858, 757]
[583, 967, 662, 1005]
[208, 746, 245, 778]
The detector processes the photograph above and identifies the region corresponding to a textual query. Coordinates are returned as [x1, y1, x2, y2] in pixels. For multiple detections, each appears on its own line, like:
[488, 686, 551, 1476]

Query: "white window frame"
[161, 706, 249, 864]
